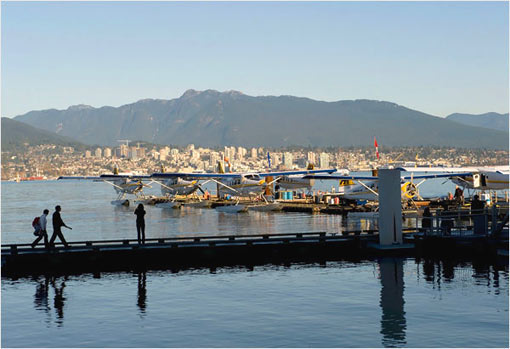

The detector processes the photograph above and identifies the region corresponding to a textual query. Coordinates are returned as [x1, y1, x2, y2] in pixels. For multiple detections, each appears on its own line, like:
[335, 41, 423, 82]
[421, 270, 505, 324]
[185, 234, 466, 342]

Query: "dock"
[2, 228, 506, 276]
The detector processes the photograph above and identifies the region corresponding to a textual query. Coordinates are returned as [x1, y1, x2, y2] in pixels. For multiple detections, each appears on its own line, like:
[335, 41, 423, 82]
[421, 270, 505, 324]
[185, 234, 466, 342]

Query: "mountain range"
[1, 117, 85, 152]
[446, 112, 508, 131]
[11, 89, 509, 149]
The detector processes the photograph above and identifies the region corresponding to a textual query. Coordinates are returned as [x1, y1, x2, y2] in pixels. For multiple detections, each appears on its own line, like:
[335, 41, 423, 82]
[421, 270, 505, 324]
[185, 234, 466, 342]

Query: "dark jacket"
[134, 207, 146, 223]
[52, 211, 65, 230]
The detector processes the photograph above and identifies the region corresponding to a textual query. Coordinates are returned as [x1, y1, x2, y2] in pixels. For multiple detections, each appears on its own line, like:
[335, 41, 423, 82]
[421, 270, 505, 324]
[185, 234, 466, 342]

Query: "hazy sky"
[2, 1, 508, 118]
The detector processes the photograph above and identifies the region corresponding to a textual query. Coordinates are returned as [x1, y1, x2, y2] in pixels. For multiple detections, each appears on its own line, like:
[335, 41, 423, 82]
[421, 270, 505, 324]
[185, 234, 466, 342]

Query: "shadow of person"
[137, 271, 147, 315]
[51, 276, 67, 326]
[34, 275, 51, 321]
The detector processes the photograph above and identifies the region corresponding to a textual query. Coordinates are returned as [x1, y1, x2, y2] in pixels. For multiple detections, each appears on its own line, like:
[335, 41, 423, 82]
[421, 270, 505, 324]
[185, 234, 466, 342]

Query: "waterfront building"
[307, 151, 316, 165]
[119, 144, 129, 158]
[319, 152, 330, 168]
[283, 152, 293, 168]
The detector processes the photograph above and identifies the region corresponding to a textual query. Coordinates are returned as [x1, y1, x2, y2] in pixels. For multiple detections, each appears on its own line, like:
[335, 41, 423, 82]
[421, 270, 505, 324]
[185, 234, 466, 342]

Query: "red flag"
[374, 137, 380, 160]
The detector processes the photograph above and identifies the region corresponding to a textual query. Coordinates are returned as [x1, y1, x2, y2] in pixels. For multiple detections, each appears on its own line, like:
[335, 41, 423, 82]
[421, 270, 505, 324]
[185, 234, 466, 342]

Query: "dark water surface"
[2, 180, 508, 347]
[2, 259, 508, 347]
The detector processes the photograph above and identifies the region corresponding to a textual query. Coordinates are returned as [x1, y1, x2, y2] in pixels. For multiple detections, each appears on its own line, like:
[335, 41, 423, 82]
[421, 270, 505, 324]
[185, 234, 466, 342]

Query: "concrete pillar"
[378, 169, 403, 245]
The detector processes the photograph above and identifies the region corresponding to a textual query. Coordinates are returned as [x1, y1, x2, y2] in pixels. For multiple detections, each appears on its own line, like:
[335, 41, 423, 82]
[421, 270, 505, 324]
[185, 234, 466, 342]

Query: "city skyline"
[2, 1, 509, 118]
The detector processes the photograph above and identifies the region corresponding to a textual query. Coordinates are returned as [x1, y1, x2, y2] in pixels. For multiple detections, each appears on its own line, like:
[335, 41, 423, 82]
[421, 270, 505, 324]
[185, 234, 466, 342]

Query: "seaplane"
[397, 166, 509, 192]
[275, 164, 349, 192]
[57, 169, 152, 206]
[150, 165, 338, 212]
[308, 168, 474, 203]
[320, 137, 509, 202]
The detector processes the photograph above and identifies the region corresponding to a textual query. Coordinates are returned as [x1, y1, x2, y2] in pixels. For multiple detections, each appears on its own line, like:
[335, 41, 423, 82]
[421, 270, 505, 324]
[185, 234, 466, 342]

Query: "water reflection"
[52, 277, 67, 326]
[25, 259, 507, 332]
[378, 258, 407, 347]
[32, 275, 67, 327]
[137, 271, 147, 315]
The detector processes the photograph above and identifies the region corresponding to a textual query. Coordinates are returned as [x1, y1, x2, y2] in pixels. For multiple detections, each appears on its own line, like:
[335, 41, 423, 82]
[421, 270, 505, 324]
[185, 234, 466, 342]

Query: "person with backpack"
[49, 205, 71, 248]
[31, 209, 50, 249]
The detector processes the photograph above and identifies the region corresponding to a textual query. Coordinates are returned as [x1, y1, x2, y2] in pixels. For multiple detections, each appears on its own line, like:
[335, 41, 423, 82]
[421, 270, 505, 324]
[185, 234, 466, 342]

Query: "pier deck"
[2, 228, 506, 275]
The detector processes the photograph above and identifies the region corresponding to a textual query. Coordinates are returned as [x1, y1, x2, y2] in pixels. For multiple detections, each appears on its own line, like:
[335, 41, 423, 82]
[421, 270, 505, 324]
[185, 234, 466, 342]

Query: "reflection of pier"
[379, 258, 406, 347]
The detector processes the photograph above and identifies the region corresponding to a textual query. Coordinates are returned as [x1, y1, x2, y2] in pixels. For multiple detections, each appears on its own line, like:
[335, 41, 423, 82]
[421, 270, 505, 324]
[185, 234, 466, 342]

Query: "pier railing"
[2, 229, 423, 253]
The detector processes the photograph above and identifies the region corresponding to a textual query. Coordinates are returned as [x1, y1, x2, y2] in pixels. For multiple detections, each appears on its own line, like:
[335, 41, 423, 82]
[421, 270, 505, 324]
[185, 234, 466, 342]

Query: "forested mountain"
[13, 90, 509, 149]
[1, 117, 85, 151]
[446, 112, 509, 131]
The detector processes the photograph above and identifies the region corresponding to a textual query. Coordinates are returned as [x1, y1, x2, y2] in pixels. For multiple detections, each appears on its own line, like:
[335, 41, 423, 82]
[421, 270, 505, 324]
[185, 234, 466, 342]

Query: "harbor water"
[2, 179, 508, 347]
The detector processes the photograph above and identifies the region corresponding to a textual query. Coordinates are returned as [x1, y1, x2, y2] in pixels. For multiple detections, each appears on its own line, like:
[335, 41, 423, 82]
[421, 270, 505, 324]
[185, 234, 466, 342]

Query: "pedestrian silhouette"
[134, 203, 146, 244]
[31, 209, 50, 249]
[50, 205, 71, 248]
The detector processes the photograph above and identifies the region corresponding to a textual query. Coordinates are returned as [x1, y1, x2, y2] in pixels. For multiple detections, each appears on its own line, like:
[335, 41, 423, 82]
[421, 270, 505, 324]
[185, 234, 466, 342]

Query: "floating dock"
[2, 229, 506, 276]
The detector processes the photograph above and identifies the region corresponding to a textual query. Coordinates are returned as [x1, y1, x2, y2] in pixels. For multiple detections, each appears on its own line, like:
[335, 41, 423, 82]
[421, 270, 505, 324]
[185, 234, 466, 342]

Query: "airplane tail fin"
[217, 161, 225, 174]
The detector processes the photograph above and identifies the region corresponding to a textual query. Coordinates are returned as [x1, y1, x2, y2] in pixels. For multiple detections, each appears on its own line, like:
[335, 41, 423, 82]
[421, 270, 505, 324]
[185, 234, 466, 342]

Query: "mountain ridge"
[446, 112, 509, 131]
[13, 89, 509, 149]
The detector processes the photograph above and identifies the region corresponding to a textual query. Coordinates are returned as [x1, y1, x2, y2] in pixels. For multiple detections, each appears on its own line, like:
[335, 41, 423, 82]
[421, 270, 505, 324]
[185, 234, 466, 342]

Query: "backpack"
[32, 216, 40, 228]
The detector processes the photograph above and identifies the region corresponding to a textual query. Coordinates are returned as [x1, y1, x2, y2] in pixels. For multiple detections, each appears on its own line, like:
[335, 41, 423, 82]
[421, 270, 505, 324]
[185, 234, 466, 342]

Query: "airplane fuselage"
[451, 171, 509, 191]
[277, 176, 315, 190]
[161, 177, 199, 196]
[218, 175, 266, 196]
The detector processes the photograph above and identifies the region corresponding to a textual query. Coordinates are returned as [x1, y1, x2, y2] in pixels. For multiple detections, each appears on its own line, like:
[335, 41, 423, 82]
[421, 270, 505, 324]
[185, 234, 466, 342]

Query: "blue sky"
[2, 1, 508, 118]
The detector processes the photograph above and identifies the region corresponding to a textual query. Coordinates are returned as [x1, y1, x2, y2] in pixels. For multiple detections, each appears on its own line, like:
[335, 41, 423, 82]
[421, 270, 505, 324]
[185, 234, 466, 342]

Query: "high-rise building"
[119, 144, 129, 158]
[283, 152, 293, 168]
[103, 148, 112, 158]
[251, 148, 258, 159]
[94, 147, 102, 158]
[307, 152, 316, 165]
[319, 152, 330, 169]
[186, 144, 195, 152]
[85, 150, 92, 158]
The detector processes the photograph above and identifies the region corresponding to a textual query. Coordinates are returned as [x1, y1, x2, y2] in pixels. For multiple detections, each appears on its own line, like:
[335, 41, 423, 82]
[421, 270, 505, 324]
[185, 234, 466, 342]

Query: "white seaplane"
[307, 169, 472, 202]
[398, 166, 509, 192]
[150, 167, 338, 212]
[57, 171, 152, 206]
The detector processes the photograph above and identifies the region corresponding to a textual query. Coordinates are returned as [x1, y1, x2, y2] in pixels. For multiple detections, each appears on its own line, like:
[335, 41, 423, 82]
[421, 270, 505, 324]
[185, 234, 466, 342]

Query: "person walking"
[31, 209, 50, 248]
[134, 203, 146, 244]
[50, 205, 71, 248]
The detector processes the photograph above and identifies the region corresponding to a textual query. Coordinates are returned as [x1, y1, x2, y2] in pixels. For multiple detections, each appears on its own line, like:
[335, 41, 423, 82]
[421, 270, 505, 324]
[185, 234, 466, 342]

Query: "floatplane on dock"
[150, 165, 339, 212]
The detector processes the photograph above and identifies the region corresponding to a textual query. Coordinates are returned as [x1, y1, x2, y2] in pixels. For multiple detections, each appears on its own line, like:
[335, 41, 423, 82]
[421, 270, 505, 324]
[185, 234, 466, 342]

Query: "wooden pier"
[2, 228, 506, 276]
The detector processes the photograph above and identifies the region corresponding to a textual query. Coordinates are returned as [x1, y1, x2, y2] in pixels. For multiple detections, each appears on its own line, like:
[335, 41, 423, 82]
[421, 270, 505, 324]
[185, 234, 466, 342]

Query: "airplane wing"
[57, 176, 101, 180]
[258, 168, 338, 177]
[304, 175, 378, 180]
[397, 166, 504, 174]
[401, 172, 472, 180]
[99, 174, 152, 180]
[150, 172, 242, 179]
[307, 172, 471, 181]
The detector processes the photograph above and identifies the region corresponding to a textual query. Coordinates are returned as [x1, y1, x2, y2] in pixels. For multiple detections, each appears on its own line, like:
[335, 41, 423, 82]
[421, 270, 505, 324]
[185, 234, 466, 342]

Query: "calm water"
[2, 259, 508, 347]
[3, 179, 508, 347]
